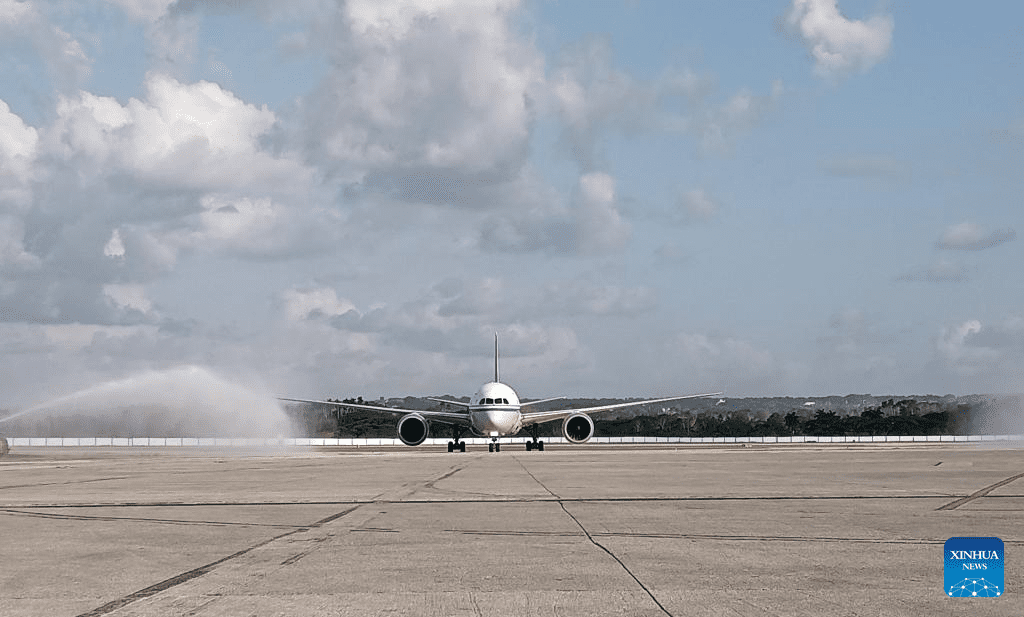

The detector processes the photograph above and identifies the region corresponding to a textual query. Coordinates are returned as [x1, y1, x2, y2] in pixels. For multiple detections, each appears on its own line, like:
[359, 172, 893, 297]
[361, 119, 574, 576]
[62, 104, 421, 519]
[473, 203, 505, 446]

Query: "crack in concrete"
[75, 505, 362, 617]
[513, 455, 675, 617]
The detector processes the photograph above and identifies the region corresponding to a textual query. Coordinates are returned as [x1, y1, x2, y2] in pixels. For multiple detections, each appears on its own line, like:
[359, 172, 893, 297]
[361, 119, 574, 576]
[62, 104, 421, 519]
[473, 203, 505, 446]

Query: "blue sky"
[0, 0, 1021, 407]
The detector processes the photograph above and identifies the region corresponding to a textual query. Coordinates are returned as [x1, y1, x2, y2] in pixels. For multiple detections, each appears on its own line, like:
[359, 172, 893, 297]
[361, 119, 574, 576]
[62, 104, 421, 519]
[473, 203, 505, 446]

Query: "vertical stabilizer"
[494, 332, 499, 383]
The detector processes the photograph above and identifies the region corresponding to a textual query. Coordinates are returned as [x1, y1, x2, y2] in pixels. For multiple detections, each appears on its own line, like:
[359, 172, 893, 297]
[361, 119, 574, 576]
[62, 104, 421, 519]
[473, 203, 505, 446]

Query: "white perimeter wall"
[4, 435, 1023, 447]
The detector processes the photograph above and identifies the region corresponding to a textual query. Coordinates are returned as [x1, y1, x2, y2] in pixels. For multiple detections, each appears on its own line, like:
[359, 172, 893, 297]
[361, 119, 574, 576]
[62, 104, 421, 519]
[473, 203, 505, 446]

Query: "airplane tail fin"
[494, 331, 499, 383]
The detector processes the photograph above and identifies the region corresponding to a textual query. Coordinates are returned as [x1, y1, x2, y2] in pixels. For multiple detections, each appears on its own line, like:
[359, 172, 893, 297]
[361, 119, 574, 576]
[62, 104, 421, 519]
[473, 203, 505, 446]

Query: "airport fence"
[4, 435, 1023, 447]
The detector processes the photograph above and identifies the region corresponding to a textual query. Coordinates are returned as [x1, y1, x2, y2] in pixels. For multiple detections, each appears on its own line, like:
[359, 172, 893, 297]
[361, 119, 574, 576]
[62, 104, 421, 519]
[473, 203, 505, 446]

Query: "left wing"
[277, 397, 472, 425]
[520, 392, 723, 426]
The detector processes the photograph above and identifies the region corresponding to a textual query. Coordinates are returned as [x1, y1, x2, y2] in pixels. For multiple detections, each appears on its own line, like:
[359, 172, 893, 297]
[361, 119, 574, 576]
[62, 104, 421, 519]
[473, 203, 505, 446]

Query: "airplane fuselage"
[467, 381, 523, 436]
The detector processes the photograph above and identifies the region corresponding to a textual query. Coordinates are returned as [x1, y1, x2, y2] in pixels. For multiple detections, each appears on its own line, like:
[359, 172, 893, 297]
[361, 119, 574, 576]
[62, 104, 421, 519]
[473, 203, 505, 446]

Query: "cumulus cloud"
[0, 72, 324, 328]
[812, 309, 897, 392]
[103, 283, 155, 316]
[936, 319, 999, 377]
[897, 259, 971, 284]
[675, 188, 720, 223]
[271, 277, 587, 394]
[280, 287, 358, 322]
[664, 330, 798, 395]
[695, 82, 783, 155]
[47, 74, 306, 192]
[549, 35, 781, 163]
[302, 0, 543, 181]
[0, 0, 92, 88]
[787, 0, 893, 76]
[936, 222, 1016, 251]
[0, 99, 38, 206]
[102, 0, 176, 22]
[480, 172, 630, 254]
[0, 216, 39, 272]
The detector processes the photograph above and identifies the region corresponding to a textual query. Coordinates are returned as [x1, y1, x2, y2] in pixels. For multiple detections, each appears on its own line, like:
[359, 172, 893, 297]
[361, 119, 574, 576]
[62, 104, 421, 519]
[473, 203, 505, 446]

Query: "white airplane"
[280, 335, 721, 453]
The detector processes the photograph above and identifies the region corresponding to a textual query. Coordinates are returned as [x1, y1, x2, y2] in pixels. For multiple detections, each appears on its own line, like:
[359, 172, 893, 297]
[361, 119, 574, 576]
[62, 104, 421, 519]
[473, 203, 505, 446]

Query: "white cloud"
[0, 99, 38, 206]
[937, 222, 1016, 251]
[539, 280, 656, 317]
[696, 82, 783, 154]
[575, 172, 630, 253]
[676, 189, 720, 223]
[0, 73, 322, 328]
[812, 309, 897, 392]
[101, 0, 175, 22]
[0, 0, 92, 87]
[787, 0, 893, 76]
[667, 330, 796, 395]
[103, 283, 154, 315]
[936, 319, 999, 377]
[0, 0, 33, 23]
[103, 229, 126, 258]
[0, 216, 39, 272]
[190, 195, 282, 251]
[897, 259, 971, 283]
[548, 36, 780, 163]
[280, 287, 358, 322]
[304, 0, 543, 179]
[479, 172, 630, 254]
[44, 74, 312, 202]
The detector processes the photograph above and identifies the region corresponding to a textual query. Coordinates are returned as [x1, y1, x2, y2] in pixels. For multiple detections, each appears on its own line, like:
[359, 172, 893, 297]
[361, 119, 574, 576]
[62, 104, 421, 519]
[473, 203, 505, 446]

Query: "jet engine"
[561, 413, 595, 444]
[397, 413, 429, 446]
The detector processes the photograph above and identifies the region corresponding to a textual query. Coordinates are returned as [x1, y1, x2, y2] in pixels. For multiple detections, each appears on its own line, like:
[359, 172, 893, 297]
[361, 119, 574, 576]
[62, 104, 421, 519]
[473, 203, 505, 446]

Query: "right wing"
[277, 397, 472, 425]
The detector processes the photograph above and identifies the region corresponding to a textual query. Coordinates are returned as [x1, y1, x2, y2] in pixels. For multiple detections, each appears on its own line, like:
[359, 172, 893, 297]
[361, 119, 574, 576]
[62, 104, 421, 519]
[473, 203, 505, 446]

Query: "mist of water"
[0, 366, 292, 438]
[968, 395, 1024, 438]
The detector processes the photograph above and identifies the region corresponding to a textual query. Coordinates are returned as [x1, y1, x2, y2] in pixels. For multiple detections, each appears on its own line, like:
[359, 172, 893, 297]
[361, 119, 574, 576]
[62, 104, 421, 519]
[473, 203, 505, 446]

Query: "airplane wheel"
[495, 443, 500, 452]
[525, 441, 533, 451]
[459, 442, 466, 452]
[537, 441, 544, 451]
[488, 443, 494, 452]
[447, 442, 454, 452]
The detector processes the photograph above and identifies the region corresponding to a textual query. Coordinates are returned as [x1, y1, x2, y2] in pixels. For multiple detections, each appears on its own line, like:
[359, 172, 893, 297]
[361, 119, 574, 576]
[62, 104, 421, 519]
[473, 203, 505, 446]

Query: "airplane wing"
[426, 397, 472, 409]
[277, 397, 472, 425]
[519, 396, 566, 407]
[520, 392, 723, 426]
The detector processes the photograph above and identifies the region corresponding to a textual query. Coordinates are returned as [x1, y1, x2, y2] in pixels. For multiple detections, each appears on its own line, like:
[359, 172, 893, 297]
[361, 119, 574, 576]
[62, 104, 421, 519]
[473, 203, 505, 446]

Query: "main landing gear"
[447, 426, 466, 453]
[524, 425, 544, 451]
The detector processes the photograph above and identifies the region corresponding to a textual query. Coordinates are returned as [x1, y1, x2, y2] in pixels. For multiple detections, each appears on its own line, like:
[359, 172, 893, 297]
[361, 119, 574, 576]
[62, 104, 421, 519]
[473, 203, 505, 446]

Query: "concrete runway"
[1, 443, 1021, 616]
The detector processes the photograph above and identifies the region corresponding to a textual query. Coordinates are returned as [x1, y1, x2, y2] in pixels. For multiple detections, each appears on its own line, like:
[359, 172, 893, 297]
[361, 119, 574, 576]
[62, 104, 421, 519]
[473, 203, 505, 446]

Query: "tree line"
[287, 397, 970, 438]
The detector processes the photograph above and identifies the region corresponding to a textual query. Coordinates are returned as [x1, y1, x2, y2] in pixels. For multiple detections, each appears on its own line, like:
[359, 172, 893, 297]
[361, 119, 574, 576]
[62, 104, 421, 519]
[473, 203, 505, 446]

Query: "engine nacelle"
[397, 413, 429, 446]
[561, 412, 595, 444]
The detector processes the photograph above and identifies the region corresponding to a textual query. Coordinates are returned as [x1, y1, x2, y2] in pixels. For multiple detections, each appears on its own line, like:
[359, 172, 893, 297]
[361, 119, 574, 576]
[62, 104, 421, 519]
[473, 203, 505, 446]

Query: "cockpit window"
[500, 398, 508, 404]
[484, 398, 493, 404]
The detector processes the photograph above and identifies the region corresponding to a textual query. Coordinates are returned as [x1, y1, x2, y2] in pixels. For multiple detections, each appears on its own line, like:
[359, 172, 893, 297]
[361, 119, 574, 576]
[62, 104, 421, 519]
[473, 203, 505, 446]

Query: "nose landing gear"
[488, 438, 501, 453]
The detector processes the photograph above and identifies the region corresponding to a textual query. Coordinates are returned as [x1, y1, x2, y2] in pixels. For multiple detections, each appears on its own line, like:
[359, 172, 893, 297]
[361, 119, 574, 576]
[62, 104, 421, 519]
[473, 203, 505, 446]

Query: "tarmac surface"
[1, 442, 1022, 616]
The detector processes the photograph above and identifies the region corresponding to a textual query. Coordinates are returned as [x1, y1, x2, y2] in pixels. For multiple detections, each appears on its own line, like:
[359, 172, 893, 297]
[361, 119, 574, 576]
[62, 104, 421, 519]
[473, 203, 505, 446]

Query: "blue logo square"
[945, 537, 1004, 597]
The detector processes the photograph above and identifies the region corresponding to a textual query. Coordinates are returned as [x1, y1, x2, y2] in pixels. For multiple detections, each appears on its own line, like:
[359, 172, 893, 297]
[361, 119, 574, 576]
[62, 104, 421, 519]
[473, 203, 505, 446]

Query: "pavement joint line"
[0, 476, 129, 490]
[0, 508, 306, 529]
[444, 529, 949, 544]
[10, 494, 1019, 509]
[512, 455, 675, 617]
[936, 471, 1024, 510]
